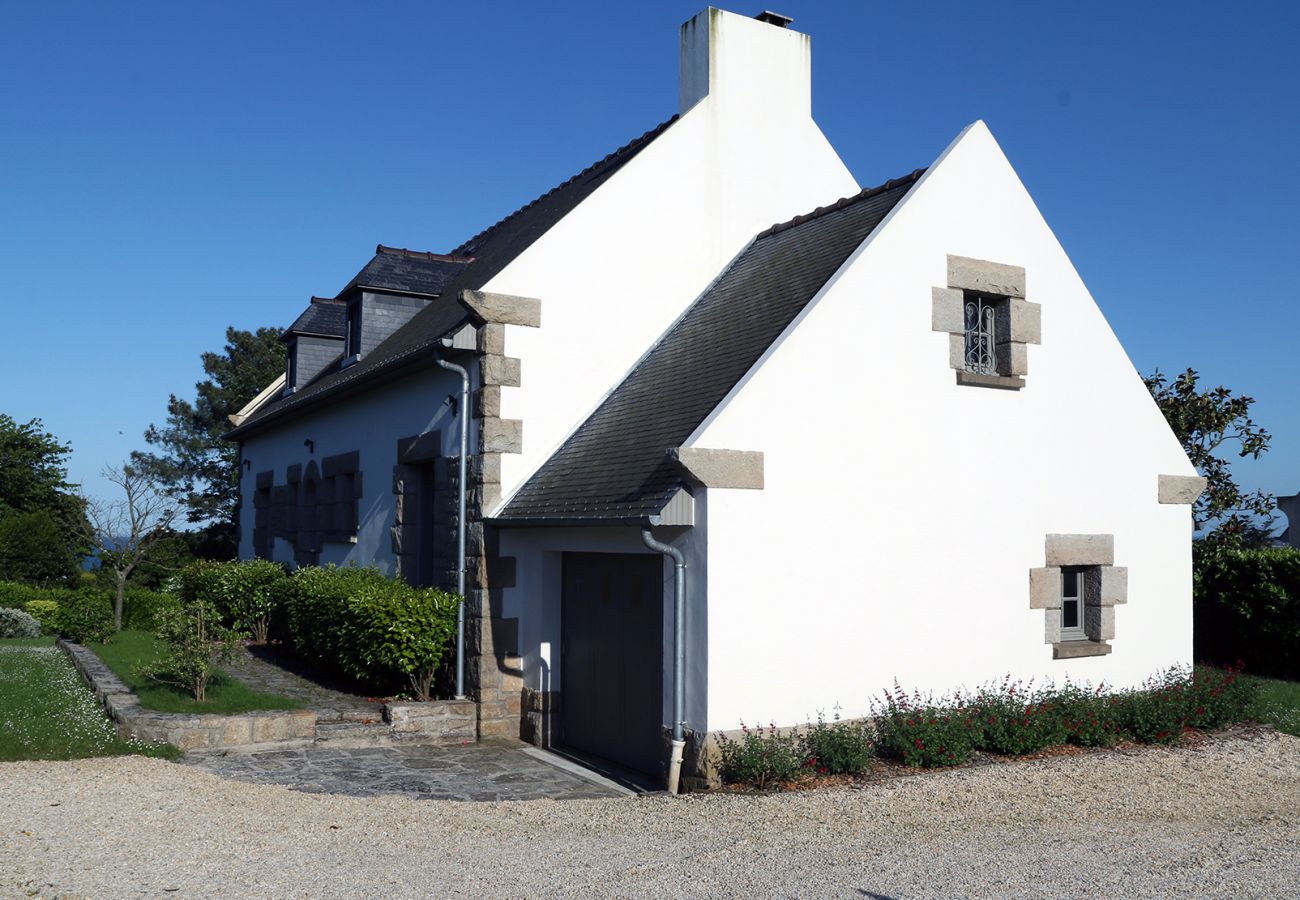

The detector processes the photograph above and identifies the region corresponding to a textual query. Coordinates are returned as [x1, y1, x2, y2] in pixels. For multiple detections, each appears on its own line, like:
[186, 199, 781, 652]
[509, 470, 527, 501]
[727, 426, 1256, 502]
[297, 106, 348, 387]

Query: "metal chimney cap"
[754, 10, 793, 28]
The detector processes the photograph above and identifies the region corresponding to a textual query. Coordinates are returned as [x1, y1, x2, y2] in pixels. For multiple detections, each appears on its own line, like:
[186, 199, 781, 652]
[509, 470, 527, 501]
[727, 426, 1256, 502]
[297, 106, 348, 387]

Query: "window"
[344, 301, 362, 362]
[285, 339, 298, 392]
[1060, 567, 1088, 642]
[962, 293, 1002, 375]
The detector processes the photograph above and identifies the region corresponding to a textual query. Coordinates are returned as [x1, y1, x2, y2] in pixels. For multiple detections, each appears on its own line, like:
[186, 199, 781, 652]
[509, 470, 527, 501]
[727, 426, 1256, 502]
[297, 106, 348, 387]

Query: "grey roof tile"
[494, 169, 925, 524]
[282, 297, 347, 340]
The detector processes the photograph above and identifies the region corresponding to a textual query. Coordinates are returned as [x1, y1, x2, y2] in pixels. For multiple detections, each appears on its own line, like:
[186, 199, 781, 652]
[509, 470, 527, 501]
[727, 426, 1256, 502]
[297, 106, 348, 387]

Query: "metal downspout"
[436, 355, 469, 700]
[641, 523, 687, 794]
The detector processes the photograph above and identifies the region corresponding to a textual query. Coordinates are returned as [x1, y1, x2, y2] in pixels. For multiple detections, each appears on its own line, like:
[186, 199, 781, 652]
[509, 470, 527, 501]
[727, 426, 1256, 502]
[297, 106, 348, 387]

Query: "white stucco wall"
[690, 122, 1200, 730]
[236, 365, 470, 571]
[485, 8, 859, 510]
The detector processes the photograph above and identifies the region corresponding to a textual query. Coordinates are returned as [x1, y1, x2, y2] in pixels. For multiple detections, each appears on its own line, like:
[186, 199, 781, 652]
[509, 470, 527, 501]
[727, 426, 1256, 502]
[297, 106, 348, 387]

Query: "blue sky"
[2, 1, 1297, 518]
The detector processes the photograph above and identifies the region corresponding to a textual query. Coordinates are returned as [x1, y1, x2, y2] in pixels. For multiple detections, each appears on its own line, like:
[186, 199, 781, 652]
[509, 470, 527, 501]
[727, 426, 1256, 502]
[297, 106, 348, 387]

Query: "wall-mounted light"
[304, 439, 315, 454]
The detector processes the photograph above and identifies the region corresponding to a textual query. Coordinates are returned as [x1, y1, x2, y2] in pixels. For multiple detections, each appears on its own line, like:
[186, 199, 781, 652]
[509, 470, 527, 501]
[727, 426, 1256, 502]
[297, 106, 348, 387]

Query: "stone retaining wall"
[59, 639, 317, 752]
[60, 639, 478, 752]
[384, 700, 477, 743]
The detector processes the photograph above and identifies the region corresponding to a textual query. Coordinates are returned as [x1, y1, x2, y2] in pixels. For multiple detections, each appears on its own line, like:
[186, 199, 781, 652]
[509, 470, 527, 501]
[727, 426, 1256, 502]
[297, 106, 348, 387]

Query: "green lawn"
[1249, 674, 1300, 737]
[89, 630, 302, 715]
[0, 638, 178, 761]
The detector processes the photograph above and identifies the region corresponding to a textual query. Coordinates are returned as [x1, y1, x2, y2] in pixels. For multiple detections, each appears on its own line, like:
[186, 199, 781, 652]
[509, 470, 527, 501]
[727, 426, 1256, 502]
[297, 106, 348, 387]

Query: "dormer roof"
[281, 297, 347, 342]
[338, 245, 473, 298]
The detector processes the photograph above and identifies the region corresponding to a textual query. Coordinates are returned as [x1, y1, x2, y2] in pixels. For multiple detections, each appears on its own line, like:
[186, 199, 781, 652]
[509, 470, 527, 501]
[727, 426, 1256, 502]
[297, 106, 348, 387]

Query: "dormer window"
[344, 300, 362, 365]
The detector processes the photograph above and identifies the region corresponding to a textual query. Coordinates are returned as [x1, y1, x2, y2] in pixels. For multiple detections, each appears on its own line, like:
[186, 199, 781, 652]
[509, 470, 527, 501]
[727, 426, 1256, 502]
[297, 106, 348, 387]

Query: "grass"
[1248, 674, 1300, 737]
[0, 638, 178, 761]
[88, 629, 302, 715]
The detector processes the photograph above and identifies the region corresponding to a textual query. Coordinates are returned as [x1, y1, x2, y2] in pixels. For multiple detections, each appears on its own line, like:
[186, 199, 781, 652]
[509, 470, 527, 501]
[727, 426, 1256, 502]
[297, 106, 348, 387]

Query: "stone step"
[313, 721, 394, 748]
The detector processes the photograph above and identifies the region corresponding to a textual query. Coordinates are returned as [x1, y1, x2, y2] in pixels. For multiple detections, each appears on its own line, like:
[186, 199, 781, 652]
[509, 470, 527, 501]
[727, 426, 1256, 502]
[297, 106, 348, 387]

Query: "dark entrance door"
[560, 552, 664, 779]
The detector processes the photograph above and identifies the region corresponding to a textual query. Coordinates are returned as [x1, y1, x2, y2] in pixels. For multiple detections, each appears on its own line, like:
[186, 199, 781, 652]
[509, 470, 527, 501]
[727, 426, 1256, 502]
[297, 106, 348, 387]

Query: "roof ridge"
[374, 244, 474, 263]
[451, 114, 680, 256]
[309, 295, 345, 305]
[756, 168, 927, 240]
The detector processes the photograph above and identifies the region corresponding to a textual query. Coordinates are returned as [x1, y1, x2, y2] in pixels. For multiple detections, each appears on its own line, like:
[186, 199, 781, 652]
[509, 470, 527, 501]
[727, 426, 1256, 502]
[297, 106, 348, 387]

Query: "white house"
[228, 8, 1204, 791]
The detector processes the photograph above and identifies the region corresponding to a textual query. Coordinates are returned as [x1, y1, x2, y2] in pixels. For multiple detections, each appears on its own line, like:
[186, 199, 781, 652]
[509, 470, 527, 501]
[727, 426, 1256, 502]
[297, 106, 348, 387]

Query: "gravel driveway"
[2, 731, 1296, 898]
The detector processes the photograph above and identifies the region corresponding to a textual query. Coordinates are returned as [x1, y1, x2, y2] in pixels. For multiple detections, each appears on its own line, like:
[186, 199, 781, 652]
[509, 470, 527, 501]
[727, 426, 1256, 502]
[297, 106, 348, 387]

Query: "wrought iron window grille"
[963, 294, 999, 375]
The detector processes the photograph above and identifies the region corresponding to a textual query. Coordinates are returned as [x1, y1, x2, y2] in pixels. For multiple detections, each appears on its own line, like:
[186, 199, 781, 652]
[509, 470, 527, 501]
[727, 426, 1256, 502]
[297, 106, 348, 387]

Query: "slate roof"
[282, 297, 347, 341]
[339, 246, 472, 297]
[227, 115, 678, 440]
[494, 169, 925, 525]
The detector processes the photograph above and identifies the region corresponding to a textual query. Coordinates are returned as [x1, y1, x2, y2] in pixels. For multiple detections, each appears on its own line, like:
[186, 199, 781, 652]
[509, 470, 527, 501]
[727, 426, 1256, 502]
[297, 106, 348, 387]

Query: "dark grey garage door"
[561, 552, 664, 780]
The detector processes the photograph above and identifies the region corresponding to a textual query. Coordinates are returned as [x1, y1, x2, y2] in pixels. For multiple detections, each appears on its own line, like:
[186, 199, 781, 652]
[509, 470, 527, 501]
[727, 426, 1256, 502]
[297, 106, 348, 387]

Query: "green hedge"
[54, 589, 114, 644]
[1195, 545, 1300, 680]
[280, 565, 458, 699]
[174, 559, 286, 643]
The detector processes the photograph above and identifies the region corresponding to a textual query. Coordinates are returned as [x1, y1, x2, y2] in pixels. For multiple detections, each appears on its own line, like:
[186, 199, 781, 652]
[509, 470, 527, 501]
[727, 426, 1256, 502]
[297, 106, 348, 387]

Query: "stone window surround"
[932, 255, 1041, 390]
[253, 451, 363, 565]
[1029, 533, 1127, 660]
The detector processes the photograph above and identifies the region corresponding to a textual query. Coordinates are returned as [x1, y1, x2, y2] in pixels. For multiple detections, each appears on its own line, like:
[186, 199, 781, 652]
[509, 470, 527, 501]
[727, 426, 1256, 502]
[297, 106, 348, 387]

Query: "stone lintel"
[668, 447, 764, 489]
[1053, 640, 1112, 660]
[955, 371, 1024, 390]
[1158, 474, 1208, 505]
[947, 255, 1026, 299]
[459, 289, 542, 328]
[1029, 566, 1062, 609]
[1045, 533, 1114, 567]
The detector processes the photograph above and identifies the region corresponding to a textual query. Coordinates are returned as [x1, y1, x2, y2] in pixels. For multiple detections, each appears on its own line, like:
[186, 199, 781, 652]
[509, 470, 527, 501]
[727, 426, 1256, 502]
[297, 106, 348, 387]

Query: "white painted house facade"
[229, 8, 1203, 789]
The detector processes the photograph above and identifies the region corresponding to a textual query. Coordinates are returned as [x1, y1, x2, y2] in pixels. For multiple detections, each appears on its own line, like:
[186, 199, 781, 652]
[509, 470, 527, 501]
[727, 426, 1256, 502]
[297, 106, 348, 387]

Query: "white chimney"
[679, 8, 811, 117]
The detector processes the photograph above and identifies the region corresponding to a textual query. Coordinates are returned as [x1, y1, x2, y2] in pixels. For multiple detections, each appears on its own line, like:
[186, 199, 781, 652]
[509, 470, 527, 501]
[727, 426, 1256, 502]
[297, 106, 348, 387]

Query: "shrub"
[178, 559, 288, 642]
[0, 607, 42, 638]
[1194, 544, 1300, 680]
[800, 709, 873, 775]
[24, 600, 59, 631]
[1057, 682, 1122, 747]
[0, 580, 39, 610]
[54, 589, 114, 644]
[717, 722, 804, 788]
[121, 588, 182, 632]
[1185, 664, 1258, 730]
[1114, 667, 1190, 744]
[871, 683, 979, 767]
[137, 593, 240, 702]
[971, 677, 1068, 756]
[280, 565, 459, 698]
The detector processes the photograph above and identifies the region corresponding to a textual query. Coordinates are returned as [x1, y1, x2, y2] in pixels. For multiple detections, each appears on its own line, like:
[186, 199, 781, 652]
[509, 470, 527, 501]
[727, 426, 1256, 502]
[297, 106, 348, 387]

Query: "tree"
[78, 464, 179, 631]
[1144, 368, 1275, 544]
[0, 414, 82, 519]
[0, 414, 88, 580]
[132, 327, 284, 558]
[0, 510, 78, 586]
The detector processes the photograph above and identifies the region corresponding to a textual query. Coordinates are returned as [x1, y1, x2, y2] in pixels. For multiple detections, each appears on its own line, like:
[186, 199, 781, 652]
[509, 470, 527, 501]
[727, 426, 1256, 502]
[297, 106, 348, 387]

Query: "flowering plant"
[716, 721, 802, 789]
[870, 682, 978, 768]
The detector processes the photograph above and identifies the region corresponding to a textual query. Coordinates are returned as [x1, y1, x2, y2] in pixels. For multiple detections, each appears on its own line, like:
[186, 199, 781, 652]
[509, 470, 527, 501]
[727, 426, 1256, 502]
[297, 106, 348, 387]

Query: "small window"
[1060, 567, 1088, 642]
[283, 339, 298, 395]
[963, 293, 1006, 375]
[345, 301, 362, 360]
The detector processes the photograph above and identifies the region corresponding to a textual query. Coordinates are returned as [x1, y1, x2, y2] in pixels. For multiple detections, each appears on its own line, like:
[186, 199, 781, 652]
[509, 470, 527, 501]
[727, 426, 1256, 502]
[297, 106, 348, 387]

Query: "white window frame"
[1060, 567, 1088, 642]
